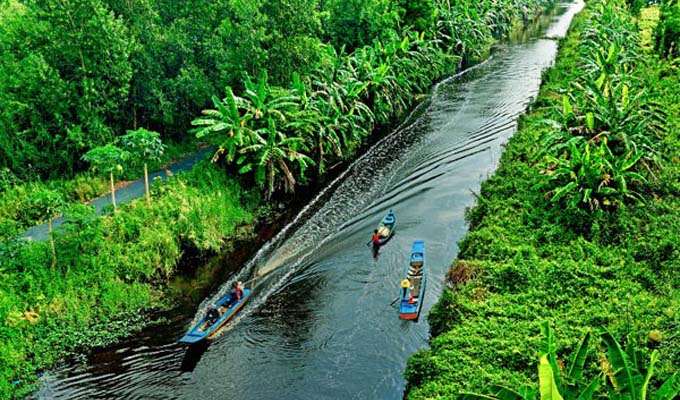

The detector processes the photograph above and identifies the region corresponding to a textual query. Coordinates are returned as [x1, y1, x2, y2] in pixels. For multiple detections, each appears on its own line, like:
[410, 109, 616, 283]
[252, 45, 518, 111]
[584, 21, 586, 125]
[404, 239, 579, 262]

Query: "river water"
[35, 2, 583, 398]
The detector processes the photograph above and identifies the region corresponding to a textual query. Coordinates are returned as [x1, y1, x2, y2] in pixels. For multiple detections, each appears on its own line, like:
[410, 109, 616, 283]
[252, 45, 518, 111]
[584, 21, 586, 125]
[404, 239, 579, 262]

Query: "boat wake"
[188, 55, 502, 330]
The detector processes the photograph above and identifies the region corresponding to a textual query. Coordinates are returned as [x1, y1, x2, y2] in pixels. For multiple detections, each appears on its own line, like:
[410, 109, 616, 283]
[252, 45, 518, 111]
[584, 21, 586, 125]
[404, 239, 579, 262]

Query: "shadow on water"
[179, 341, 209, 373]
[34, 2, 585, 399]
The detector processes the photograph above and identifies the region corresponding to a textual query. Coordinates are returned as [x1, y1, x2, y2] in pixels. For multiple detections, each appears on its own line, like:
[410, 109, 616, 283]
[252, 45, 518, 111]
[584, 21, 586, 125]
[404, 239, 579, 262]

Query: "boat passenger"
[206, 306, 220, 325]
[226, 281, 244, 309]
[400, 279, 411, 301]
[372, 229, 382, 247]
[408, 291, 416, 304]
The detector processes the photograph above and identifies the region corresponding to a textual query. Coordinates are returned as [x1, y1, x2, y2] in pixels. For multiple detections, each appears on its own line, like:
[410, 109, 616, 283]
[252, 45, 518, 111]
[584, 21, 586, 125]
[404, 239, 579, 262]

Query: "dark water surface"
[35, 2, 583, 398]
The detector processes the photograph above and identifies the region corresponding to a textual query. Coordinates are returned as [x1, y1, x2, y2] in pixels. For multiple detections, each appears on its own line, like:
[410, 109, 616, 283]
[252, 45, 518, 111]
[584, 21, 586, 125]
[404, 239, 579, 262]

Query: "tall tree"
[0, 0, 132, 178]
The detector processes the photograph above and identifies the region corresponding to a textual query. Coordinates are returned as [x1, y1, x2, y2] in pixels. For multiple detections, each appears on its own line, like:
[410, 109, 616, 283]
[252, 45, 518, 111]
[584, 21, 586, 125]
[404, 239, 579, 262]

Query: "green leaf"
[621, 152, 643, 171]
[567, 330, 591, 381]
[457, 393, 499, 400]
[575, 377, 600, 400]
[562, 96, 573, 117]
[606, 44, 616, 63]
[585, 113, 595, 131]
[582, 188, 593, 204]
[642, 350, 658, 400]
[653, 373, 679, 400]
[601, 329, 644, 397]
[489, 385, 531, 400]
[551, 181, 578, 202]
[538, 354, 564, 400]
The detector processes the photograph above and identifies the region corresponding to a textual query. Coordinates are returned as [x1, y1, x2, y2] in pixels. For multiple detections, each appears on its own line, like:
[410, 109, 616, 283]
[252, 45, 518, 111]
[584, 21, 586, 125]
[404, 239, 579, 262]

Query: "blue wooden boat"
[373, 209, 396, 246]
[399, 240, 426, 320]
[179, 287, 252, 344]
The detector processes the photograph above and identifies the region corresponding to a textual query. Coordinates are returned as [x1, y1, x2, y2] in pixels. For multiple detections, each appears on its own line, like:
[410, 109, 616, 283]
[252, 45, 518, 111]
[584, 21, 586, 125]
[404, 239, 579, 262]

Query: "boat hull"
[399, 240, 426, 320]
[179, 288, 252, 344]
[375, 210, 396, 246]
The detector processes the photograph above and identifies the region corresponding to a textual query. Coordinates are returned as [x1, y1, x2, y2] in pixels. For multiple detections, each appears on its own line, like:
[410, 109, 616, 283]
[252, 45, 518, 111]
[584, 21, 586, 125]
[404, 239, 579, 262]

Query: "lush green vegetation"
[0, 164, 258, 397]
[193, 0, 559, 198]
[0, 0, 566, 397]
[655, 0, 680, 58]
[405, 2, 680, 398]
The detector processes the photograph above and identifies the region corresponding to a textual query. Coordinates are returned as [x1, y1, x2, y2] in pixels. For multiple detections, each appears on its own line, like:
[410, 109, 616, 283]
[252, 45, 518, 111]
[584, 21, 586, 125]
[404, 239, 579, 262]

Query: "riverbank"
[405, 2, 680, 398]
[1, 1, 564, 398]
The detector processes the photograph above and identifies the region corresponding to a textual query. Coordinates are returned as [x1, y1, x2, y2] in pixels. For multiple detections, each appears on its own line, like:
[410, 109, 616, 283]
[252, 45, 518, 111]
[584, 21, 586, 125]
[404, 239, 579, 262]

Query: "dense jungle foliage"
[405, 2, 680, 398]
[0, 0, 560, 397]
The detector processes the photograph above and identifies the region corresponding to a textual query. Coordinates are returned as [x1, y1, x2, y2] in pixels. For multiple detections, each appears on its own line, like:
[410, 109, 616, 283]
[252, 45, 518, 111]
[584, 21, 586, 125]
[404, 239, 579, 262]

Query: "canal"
[35, 2, 584, 398]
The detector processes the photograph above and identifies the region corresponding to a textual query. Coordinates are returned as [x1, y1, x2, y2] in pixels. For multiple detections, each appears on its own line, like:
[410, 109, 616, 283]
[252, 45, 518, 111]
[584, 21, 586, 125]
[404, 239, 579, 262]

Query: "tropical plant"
[191, 87, 256, 163]
[533, 2, 662, 213]
[599, 330, 679, 400]
[435, 3, 491, 64]
[30, 189, 64, 268]
[120, 128, 165, 206]
[241, 118, 314, 198]
[82, 145, 129, 213]
[288, 73, 338, 175]
[456, 324, 679, 400]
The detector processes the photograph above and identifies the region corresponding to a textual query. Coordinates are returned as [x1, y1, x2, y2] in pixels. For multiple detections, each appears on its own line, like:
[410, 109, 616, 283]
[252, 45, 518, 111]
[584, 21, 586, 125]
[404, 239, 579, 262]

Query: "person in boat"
[206, 306, 220, 325]
[226, 281, 244, 309]
[401, 279, 411, 302]
[372, 229, 382, 247]
[408, 291, 416, 304]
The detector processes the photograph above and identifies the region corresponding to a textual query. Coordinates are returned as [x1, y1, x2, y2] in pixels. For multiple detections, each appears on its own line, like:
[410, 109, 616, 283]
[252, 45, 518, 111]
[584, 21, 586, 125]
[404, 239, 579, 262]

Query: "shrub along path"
[21, 148, 213, 242]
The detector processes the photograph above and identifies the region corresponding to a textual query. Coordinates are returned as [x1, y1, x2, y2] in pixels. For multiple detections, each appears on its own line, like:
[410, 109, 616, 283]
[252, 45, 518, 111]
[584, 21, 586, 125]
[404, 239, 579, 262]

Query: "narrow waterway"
[35, 2, 583, 398]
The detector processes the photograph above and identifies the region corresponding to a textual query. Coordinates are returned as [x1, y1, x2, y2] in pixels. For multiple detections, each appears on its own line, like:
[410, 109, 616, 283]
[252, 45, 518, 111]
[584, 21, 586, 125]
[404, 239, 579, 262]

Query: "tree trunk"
[110, 172, 117, 213]
[48, 218, 56, 269]
[144, 163, 150, 207]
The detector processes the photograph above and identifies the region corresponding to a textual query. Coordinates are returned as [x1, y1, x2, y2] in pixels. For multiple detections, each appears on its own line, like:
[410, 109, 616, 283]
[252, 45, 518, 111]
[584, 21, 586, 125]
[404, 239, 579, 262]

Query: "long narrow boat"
[374, 209, 396, 246]
[399, 240, 426, 320]
[179, 287, 252, 344]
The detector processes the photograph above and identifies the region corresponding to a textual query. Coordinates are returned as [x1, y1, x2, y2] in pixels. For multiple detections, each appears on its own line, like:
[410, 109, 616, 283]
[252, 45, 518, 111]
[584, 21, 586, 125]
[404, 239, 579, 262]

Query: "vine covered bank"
[405, 1, 680, 398]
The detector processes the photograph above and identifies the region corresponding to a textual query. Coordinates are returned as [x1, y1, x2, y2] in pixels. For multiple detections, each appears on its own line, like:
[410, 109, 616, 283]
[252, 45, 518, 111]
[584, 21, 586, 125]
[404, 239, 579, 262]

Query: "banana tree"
[311, 57, 374, 158]
[120, 128, 165, 207]
[289, 73, 342, 175]
[455, 325, 679, 400]
[456, 323, 599, 400]
[242, 71, 300, 124]
[600, 329, 679, 400]
[82, 145, 129, 213]
[191, 87, 256, 163]
[240, 118, 314, 198]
